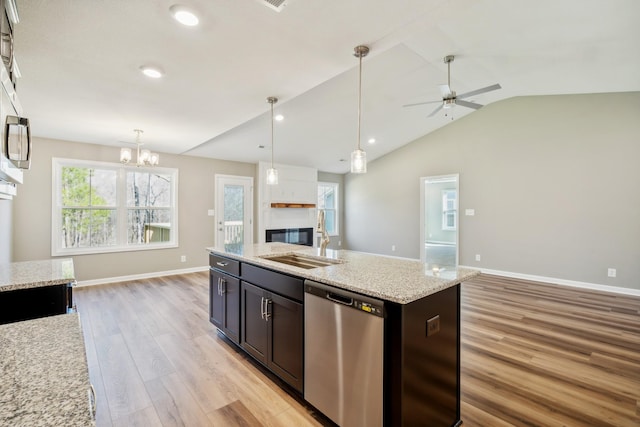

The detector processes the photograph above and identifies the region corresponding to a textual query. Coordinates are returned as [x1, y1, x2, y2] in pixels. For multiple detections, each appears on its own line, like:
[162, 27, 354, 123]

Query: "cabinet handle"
[264, 298, 272, 321]
[216, 261, 229, 267]
[217, 277, 222, 296]
[260, 297, 265, 320]
[220, 278, 226, 294]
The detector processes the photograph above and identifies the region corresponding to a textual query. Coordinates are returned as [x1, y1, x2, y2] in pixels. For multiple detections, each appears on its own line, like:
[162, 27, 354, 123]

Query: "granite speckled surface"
[207, 243, 480, 304]
[0, 313, 94, 426]
[0, 258, 75, 292]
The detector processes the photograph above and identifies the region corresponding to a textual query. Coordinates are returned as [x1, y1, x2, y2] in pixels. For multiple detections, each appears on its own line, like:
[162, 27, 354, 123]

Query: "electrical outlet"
[207, 209, 215, 216]
[607, 268, 616, 278]
[181, 255, 187, 263]
[475, 254, 481, 262]
[427, 315, 440, 337]
[391, 245, 396, 251]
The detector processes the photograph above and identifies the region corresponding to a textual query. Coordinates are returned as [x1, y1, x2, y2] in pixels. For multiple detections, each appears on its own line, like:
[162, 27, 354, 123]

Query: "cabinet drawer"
[209, 254, 240, 276]
[241, 263, 304, 302]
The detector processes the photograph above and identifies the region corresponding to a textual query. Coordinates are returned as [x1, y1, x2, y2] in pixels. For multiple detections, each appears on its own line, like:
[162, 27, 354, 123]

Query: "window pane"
[318, 185, 336, 209]
[62, 167, 116, 206]
[324, 210, 336, 235]
[127, 209, 172, 244]
[128, 172, 172, 207]
[61, 208, 116, 248]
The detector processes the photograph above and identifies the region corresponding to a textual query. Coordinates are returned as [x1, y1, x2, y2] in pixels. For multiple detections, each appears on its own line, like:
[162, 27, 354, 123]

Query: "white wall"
[12, 137, 256, 282]
[344, 92, 640, 291]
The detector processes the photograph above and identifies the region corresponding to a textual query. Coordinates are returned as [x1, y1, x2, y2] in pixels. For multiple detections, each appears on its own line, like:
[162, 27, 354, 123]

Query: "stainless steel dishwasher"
[304, 280, 384, 427]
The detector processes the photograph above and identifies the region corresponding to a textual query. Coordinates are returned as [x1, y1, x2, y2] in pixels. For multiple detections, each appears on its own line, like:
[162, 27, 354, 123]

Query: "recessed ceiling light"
[140, 66, 163, 79]
[170, 5, 199, 26]
[368, 138, 376, 144]
[275, 114, 284, 121]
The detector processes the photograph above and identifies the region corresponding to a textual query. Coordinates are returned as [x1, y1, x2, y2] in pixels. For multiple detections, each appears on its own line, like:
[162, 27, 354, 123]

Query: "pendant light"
[120, 129, 159, 167]
[266, 96, 278, 185]
[351, 45, 369, 174]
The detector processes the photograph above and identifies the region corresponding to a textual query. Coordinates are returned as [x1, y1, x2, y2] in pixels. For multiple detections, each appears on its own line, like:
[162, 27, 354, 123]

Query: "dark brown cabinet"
[208, 253, 304, 393]
[241, 280, 303, 392]
[0, 284, 71, 325]
[209, 269, 240, 344]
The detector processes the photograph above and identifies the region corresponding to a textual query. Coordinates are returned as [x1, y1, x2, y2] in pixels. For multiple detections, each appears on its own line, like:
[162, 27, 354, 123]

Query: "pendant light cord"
[357, 52, 362, 152]
[270, 101, 275, 167]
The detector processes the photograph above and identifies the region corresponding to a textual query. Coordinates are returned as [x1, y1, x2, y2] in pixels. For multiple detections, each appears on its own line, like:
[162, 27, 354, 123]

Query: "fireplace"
[265, 228, 314, 247]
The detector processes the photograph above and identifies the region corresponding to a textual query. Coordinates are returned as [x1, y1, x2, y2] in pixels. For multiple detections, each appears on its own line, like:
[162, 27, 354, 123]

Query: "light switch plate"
[465, 209, 475, 216]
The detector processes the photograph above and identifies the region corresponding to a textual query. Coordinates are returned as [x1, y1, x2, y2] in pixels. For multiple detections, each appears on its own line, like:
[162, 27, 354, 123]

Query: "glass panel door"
[215, 175, 253, 251]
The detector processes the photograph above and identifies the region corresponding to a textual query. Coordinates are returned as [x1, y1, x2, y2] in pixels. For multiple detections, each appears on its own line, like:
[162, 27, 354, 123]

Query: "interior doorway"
[215, 175, 253, 251]
[420, 174, 459, 270]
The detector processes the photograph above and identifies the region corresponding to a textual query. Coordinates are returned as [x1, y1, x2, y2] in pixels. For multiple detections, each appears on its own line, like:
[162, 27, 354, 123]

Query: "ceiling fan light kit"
[403, 54, 501, 118]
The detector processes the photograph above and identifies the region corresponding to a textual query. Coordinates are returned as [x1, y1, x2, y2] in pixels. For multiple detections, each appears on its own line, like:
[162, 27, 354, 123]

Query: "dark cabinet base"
[0, 284, 71, 325]
[385, 284, 461, 427]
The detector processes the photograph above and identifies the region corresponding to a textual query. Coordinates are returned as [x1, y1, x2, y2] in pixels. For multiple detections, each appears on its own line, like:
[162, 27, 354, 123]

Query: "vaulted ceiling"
[15, 0, 640, 173]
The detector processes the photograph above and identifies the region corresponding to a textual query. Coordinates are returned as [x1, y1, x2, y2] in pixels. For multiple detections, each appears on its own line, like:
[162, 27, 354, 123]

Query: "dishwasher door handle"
[326, 292, 353, 306]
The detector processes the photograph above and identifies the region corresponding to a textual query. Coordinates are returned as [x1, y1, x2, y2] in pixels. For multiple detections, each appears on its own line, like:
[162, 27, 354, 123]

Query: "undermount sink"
[260, 253, 345, 269]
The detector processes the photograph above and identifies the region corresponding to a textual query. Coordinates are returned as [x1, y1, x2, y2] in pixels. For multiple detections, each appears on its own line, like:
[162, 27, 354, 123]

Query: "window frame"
[317, 181, 339, 237]
[51, 157, 179, 256]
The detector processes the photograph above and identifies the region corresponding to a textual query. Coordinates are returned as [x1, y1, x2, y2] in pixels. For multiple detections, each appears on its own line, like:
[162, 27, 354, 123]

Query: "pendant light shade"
[351, 45, 369, 174]
[266, 96, 279, 185]
[120, 129, 159, 167]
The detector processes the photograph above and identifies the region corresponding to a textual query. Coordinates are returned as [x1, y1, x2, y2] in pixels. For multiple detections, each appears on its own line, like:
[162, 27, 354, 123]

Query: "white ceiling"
[14, 0, 640, 173]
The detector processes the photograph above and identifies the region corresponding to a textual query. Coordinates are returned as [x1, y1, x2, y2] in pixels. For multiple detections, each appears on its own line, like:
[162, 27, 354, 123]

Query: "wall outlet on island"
[607, 268, 616, 278]
[181, 255, 187, 263]
[475, 254, 481, 262]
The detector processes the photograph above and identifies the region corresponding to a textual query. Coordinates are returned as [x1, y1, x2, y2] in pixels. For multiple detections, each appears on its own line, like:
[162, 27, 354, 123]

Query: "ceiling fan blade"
[427, 104, 444, 117]
[456, 99, 483, 110]
[457, 83, 502, 99]
[439, 84, 452, 98]
[402, 100, 441, 108]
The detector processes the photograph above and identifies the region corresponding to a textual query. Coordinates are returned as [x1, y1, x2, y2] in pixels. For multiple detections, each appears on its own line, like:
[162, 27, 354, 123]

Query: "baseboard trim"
[459, 265, 640, 297]
[76, 266, 209, 287]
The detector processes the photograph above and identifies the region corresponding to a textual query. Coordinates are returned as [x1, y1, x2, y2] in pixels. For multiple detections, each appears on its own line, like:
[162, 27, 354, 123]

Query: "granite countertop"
[0, 258, 75, 292]
[0, 313, 94, 426]
[207, 243, 480, 304]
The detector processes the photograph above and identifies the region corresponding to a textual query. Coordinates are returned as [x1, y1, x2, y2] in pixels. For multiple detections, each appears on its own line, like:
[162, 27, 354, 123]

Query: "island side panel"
[385, 284, 461, 426]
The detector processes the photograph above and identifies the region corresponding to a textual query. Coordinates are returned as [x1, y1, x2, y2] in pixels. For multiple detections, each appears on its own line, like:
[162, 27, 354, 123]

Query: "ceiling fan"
[403, 55, 501, 117]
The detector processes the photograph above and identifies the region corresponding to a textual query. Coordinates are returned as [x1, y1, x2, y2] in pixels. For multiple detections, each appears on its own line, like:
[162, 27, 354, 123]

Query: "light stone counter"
[0, 313, 94, 426]
[0, 258, 75, 292]
[207, 243, 479, 304]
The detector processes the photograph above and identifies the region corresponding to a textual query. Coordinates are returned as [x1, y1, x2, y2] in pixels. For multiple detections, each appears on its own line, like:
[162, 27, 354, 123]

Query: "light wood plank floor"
[74, 272, 640, 426]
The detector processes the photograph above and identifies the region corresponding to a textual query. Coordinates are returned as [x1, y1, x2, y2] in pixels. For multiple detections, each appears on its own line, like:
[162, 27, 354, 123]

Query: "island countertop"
[0, 313, 94, 426]
[207, 243, 479, 304]
[0, 258, 75, 292]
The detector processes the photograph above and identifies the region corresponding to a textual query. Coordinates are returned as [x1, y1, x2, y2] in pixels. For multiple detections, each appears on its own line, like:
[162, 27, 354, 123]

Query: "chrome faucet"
[317, 209, 330, 256]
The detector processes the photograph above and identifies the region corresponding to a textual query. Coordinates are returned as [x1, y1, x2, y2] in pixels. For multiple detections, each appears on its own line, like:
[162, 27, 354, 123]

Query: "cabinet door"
[241, 281, 268, 365]
[221, 274, 240, 344]
[268, 292, 303, 392]
[209, 270, 224, 329]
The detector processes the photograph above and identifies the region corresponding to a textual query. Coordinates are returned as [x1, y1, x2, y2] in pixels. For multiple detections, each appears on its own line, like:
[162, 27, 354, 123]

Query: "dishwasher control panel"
[355, 300, 384, 316]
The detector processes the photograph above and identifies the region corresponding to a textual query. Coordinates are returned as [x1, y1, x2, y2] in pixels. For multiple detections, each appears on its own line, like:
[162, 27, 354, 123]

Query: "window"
[442, 190, 457, 231]
[52, 158, 178, 255]
[318, 182, 339, 236]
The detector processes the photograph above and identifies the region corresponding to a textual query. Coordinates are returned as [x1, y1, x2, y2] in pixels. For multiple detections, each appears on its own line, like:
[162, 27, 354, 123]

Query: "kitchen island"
[0, 313, 94, 426]
[207, 243, 479, 427]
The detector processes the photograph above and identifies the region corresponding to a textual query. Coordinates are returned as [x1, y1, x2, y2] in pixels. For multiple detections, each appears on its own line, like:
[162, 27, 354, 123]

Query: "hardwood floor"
[74, 272, 640, 426]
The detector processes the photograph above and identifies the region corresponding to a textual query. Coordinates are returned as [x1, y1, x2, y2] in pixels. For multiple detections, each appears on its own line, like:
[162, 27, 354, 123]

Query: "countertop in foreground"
[207, 243, 480, 304]
[0, 258, 75, 292]
[0, 313, 94, 426]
